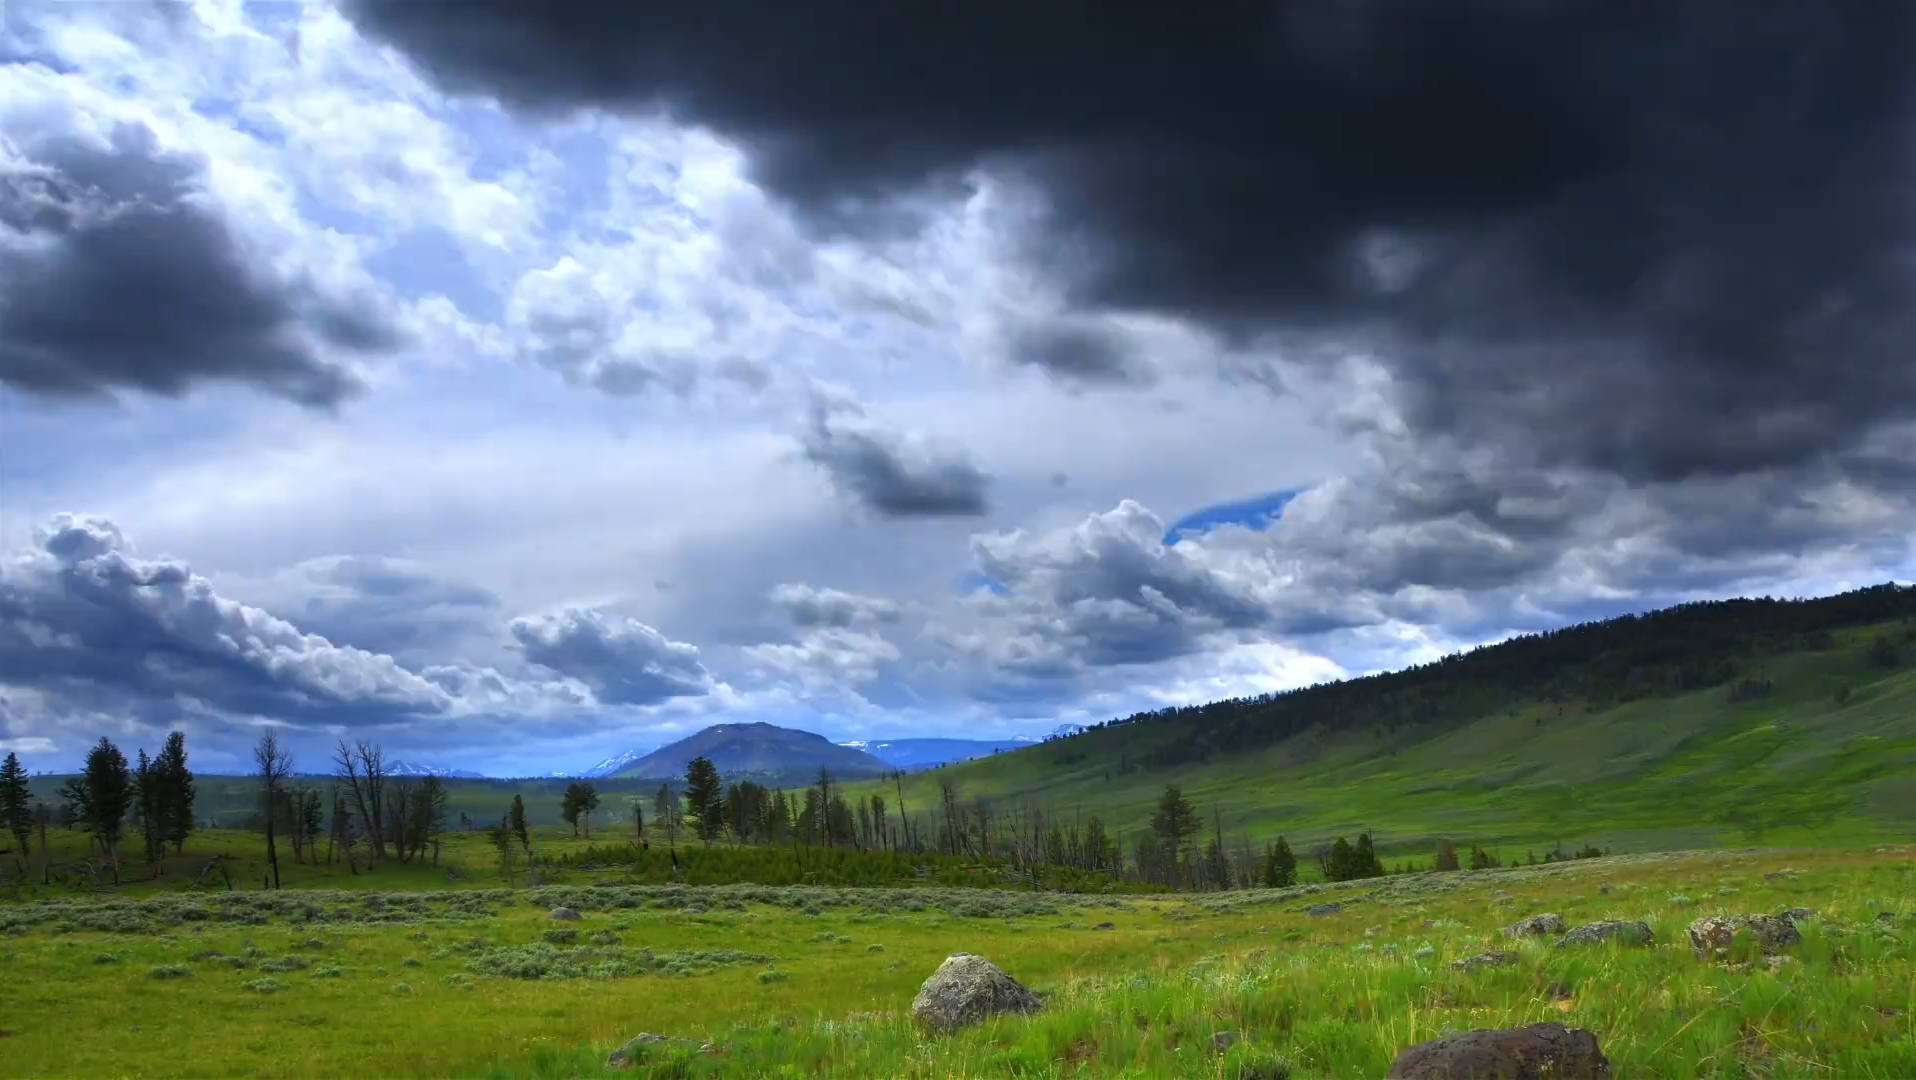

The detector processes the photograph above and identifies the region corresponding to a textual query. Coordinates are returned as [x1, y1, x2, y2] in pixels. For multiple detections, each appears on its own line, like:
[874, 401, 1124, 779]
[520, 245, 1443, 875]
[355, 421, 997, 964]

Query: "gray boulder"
[548, 906, 582, 921]
[1307, 903, 1343, 917]
[1687, 914, 1800, 959]
[910, 953, 1042, 1033]
[1387, 1022, 1611, 1079]
[1556, 920, 1653, 949]
[1503, 913, 1566, 939]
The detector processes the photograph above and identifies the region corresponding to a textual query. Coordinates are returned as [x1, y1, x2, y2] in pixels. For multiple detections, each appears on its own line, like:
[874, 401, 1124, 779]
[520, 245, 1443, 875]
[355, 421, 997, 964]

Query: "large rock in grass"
[910, 953, 1042, 1033]
[1387, 1022, 1611, 1079]
[1503, 914, 1566, 939]
[547, 906, 581, 921]
[1450, 951, 1520, 972]
[1556, 920, 1653, 949]
[1687, 914, 1800, 959]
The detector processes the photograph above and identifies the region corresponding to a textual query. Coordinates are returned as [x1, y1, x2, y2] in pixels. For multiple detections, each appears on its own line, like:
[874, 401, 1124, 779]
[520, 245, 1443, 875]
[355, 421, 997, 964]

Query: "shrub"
[257, 956, 310, 972]
[543, 928, 579, 945]
[241, 977, 283, 993]
[313, 966, 342, 978]
[758, 969, 790, 984]
[92, 953, 120, 965]
[149, 964, 191, 980]
[392, 983, 414, 995]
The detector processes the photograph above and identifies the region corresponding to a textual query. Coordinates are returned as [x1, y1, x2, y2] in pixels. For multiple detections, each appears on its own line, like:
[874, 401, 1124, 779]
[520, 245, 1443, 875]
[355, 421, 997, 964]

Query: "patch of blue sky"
[956, 571, 1011, 597]
[1162, 488, 1299, 543]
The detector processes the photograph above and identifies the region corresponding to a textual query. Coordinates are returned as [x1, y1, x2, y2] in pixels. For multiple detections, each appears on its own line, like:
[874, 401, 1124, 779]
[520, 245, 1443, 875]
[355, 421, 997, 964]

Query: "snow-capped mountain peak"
[384, 760, 485, 779]
[581, 747, 654, 778]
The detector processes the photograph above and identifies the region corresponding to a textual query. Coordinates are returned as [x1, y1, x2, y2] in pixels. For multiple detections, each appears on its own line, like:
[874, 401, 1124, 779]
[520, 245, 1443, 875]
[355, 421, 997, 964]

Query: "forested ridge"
[1080, 583, 1916, 768]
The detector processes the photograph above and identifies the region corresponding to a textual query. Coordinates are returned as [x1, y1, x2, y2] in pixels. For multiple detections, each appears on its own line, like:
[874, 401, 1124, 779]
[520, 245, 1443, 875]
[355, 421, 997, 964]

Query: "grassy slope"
[853, 624, 1916, 858]
[0, 848, 1909, 1078]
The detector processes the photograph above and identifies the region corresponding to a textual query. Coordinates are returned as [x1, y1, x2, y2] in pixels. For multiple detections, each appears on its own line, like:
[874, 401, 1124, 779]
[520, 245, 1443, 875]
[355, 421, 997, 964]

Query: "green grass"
[850, 625, 1916, 860]
[0, 847, 1911, 1077]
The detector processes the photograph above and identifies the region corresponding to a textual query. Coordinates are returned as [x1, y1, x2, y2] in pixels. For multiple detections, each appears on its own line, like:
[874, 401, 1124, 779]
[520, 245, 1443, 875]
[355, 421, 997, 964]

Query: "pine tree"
[578, 782, 599, 839]
[507, 794, 530, 856]
[0, 752, 32, 866]
[684, 756, 725, 847]
[1148, 785, 1202, 888]
[61, 737, 132, 884]
[154, 731, 195, 853]
[1354, 832, 1384, 878]
[1261, 836, 1297, 887]
[1434, 839, 1460, 872]
[560, 782, 585, 837]
[133, 749, 165, 872]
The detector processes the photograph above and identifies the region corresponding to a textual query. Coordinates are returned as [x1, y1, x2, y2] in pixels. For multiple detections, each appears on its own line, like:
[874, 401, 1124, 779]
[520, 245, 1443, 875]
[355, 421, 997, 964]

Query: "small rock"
[1504, 913, 1566, 939]
[1386, 1022, 1612, 1079]
[1209, 1031, 1240, 1052]
[548, 907, 582, 921]
[606, 1033, 712, 1068]
[1556, 921, 1653, 949]
[910, 954, 1043, 1034]
[1779, 908, 1815, 923]
[1687, 914, 1800, 959]
[1450, 951, 1520, 972]
[1092, 922, 1116, 931]
[1307, 903, 1343, 917]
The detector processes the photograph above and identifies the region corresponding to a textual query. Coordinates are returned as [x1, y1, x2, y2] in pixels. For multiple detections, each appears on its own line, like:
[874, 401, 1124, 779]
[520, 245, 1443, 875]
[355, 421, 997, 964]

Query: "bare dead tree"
[252, 734, 292, 890]
[332, 739, 390, 861]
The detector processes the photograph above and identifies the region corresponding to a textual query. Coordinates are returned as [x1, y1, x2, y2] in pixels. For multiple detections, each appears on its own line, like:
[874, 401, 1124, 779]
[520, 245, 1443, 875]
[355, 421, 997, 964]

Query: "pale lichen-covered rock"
[1503, 913, 1566, 938]
[605, 1033, 714, 1069]
[1450, 951, 1520, 972]
[1687, 914, 1800, 958]
[1556, 920, 1653, 949]
[1387, 1022, 1611, 1079]
[547, 906, 581, 921]
[910, 953, 1042, 1033]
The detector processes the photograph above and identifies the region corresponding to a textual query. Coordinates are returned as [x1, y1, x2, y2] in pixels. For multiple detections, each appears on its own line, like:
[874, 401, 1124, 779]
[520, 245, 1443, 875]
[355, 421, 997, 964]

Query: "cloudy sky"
[3, 1, 1912, 776]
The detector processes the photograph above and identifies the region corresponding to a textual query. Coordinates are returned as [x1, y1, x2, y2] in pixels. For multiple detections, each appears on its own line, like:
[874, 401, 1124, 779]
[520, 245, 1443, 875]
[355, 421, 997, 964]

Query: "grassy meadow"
[0, 844, 1910, 1078]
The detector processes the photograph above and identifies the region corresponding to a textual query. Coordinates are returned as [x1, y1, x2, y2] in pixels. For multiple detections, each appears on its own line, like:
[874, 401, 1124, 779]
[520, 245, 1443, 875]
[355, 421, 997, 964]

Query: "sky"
[2, 1, 1913, 776]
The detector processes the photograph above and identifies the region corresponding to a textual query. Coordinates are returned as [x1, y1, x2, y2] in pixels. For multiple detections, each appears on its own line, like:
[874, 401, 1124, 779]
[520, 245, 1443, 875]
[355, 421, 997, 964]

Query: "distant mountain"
[385, 760, 486, 779]
[843, 737, 1030, 770]
[610, 722, 889, 781]
[582, 747, 654, 778]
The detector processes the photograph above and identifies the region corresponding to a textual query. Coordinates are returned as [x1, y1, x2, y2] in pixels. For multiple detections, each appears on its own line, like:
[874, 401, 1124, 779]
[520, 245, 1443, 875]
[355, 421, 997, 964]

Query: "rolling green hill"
[852, 585, 1916, 859]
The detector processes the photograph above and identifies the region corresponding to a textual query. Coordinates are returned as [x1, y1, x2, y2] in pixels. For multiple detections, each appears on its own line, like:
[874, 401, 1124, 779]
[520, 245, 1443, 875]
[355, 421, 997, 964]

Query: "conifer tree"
[154, 731, 195, 853]
[0, 752, 32, 867]
[61, 737, 132, 884]
[684, 756, 725, 847]
[133, 749, 165, 872]
[1148, 785, 1202, 888]
[507, 794, 531, 856]
[1261, 836, 1298, 887]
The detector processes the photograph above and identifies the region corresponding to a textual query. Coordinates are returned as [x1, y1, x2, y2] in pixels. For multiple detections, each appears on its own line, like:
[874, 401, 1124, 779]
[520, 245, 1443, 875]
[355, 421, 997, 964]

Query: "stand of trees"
[0, 733, 197, 886]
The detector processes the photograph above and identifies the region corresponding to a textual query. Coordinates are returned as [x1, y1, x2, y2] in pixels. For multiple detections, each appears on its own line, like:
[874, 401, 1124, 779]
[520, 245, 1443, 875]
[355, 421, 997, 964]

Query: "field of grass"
[0, 845, 1910, 1077]
[850, 625, 1916, 861]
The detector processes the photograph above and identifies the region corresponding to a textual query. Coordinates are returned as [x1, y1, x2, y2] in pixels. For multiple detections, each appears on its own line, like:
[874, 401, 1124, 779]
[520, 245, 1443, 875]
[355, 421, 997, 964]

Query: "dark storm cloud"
[0, 121, 403, 407]
[0, 515, 453, 724]
[800, 402, 990, 518]
[347, 0, 1916, 482]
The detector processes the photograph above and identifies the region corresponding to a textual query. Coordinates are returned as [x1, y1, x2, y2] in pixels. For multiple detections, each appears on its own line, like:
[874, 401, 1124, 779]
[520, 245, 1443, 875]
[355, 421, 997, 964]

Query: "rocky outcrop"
[1687, 914, 1800, 958]
[910, 954, 1042, 1033]
[1556, 920, 1653, 949]
[547, 906, 582, 921]
[1386, 1022, 1611, 1079]
[1307, 903, 1343, 917]
[1503, 913, 1566, 939]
